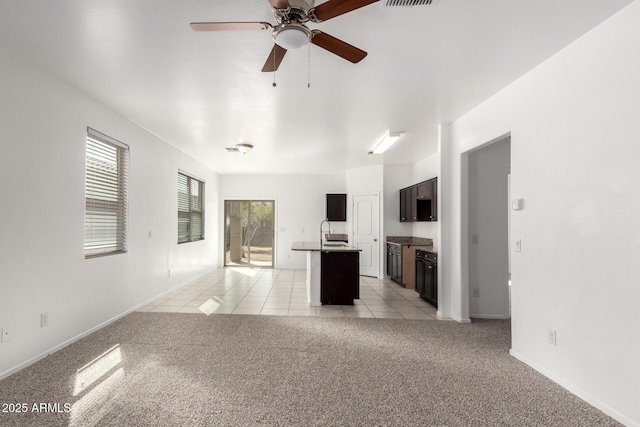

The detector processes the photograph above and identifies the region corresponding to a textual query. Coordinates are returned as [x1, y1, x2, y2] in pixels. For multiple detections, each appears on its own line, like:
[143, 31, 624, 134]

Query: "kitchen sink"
[323, 242, 348, 247]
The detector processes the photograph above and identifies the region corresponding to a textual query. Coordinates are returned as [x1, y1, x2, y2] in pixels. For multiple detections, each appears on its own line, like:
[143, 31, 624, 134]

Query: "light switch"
[1, 325, 9, 343]
[512, 198, 524, 210]
[515, 239, 522, 252]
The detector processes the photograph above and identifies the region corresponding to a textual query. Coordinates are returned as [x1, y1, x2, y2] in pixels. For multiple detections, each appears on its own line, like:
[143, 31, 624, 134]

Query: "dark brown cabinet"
[399, 188, 410, 222]
[386, 243, 402, 284]
[410, 186, 418, 221]
[417, 181, 432, 199]
[399, 178, 437, 222]
[415, 249, 437, 307]
[326, 193, 347, 221]
[321, 251, 359, 305]
[415, 253, 426, 295]
[399, 186, 417, 222]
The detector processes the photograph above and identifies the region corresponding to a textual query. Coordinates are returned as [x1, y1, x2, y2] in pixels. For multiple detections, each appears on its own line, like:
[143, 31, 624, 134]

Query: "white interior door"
[352, 194, 380, 277]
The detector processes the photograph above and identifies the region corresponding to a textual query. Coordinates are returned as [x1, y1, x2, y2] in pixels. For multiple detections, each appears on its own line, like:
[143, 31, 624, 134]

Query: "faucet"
[320, 219, 331, 246]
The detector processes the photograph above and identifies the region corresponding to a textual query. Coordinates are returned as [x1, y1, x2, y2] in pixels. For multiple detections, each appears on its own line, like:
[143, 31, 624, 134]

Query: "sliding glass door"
[224, 200, 274, 267]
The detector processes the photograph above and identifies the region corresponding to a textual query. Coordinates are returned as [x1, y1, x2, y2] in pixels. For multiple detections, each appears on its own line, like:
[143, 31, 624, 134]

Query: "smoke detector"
[225, 143, 254, 154]
[236, 143, 253, 154]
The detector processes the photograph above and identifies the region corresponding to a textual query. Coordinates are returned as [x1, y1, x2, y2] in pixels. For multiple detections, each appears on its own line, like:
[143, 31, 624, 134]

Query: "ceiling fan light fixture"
[370, 131, 404, 155]
[273, 23, 311, 50]
[236, 143, 254, 154]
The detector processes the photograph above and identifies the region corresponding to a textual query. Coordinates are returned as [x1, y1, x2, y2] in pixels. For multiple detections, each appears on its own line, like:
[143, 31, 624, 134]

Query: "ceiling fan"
[190, 0, 378, 72]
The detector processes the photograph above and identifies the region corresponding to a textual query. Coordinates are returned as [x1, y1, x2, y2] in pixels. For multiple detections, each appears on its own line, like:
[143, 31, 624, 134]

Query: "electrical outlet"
[515, 239, 522, 252]
[41, 312, 48, 328]
[472, 288, 480, 297]
[1, 325, 10, 343]
[548, 329, 557, 346]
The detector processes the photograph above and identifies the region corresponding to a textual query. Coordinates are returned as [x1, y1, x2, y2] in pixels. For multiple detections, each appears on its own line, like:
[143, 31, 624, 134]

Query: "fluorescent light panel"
[372, 131, 403, 154]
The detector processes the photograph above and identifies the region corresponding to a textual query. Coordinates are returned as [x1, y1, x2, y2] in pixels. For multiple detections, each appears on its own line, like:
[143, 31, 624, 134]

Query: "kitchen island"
[291, 241, 361, 306]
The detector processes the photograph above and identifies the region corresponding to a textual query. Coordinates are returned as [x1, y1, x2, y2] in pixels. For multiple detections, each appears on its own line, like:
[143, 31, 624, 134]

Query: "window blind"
[84, 128, 129, 257]
[178, 172, 204, 243]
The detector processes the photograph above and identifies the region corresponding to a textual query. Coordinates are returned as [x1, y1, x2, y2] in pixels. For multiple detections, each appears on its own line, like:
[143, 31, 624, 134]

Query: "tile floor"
[138, 267, 440, 320]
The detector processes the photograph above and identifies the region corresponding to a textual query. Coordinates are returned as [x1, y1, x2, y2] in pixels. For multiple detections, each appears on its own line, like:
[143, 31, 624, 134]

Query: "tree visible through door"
[224, 200, 274, 267]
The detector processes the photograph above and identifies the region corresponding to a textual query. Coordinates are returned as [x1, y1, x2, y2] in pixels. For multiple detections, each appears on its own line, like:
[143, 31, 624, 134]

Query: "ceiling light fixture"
[369, 131, 404, 155]
[273, 23, 312, 50]
[235, 143, 254, 154]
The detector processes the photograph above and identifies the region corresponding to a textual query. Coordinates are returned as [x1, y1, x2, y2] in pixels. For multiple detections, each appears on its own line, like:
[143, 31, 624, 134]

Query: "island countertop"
[291, 241, 362, 252]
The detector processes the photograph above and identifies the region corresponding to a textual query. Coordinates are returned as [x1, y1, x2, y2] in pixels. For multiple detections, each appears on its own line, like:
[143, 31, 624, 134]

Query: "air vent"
[225, 147, 240, 152]
[381, 0, 438, 8]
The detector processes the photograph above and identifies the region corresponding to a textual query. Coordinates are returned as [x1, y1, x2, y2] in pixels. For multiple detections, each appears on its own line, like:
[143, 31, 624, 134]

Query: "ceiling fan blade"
[268, 0, 290, 8]
[311, 0, 378, 21]
[262, 44, 288, 72]
[311, 31, 367, 63]
[190, 22, 272, 31]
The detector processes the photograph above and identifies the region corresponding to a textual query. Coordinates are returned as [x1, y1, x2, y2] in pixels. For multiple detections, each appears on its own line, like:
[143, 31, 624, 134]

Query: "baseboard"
[446, 312, 471, 323]
[509, 349, 637, 427]
[469, 314, 510, 320]
[0, 266, 218, 381]
[0, 306, 139, 381]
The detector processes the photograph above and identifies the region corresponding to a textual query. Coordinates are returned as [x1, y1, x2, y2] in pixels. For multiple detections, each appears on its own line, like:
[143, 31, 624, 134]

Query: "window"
[84, 128, 129, 258]
[178, 172, 205, 243]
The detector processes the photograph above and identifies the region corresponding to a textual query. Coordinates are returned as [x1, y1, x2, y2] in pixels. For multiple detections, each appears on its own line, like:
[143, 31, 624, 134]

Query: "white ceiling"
[0, 0, 632, 174]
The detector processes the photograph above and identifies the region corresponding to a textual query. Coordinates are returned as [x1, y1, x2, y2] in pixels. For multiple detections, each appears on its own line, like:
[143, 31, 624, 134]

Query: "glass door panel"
[224, 200, 274, 267]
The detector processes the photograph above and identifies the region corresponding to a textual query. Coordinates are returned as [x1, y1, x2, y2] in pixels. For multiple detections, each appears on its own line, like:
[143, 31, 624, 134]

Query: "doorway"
[465, 136, 511, 319]
[352, 193, 380, 277]
[224, 200, 275, 267]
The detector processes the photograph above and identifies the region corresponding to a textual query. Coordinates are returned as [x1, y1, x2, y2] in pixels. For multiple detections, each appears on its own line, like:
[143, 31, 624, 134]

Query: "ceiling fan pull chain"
[273, 44, 277, 87]
[307, 43, 311, 88]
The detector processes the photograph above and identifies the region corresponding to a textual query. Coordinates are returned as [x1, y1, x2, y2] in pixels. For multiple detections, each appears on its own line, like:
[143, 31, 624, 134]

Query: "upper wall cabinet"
[417, 180, 432, 199]
[400, 186, 417, 221]
[326, 193, 347, 221]
[399, 178, 437, 222]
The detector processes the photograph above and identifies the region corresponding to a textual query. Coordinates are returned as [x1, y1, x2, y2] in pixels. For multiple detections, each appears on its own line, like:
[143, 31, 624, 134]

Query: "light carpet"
[0, 313, 620, 426]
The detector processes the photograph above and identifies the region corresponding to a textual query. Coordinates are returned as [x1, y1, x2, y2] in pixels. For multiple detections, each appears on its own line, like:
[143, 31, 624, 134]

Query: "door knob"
[373, 238, 378, 242]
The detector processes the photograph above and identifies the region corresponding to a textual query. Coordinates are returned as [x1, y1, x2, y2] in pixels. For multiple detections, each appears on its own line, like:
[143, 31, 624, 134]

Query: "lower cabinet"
[386, 243, 402, 284]
[321, 251, 360, 305]
[415, 250, 438, 307]
[415, 254, 425, 295]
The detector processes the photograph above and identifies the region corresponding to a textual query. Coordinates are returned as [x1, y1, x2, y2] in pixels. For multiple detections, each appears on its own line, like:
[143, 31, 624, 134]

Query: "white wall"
[446, 2, 640, 424]
[218, 174, 346, 269]
[467, 138, 510, 319]
[382, 165, 413, 239]
[346, 165, 383, 195]
[0, 42, 219, 378]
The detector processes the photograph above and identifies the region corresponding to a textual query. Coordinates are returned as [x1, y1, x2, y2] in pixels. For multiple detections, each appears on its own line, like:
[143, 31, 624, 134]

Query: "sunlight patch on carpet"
[73, 344, 122, 396]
